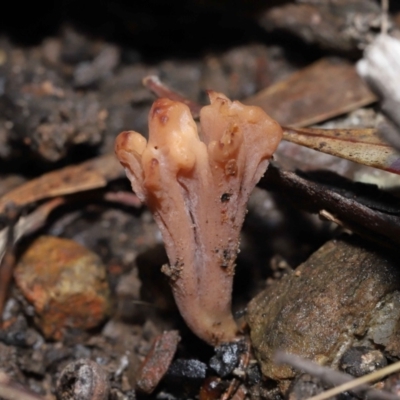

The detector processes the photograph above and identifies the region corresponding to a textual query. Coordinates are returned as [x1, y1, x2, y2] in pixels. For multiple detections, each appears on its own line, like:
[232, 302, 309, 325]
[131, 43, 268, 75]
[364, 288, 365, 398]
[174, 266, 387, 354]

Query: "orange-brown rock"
[15, 236, 110, 340]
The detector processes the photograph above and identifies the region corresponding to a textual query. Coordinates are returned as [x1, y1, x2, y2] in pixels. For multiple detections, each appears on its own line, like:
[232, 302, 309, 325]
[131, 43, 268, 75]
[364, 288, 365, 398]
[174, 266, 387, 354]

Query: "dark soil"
[1, 1, 400, 400]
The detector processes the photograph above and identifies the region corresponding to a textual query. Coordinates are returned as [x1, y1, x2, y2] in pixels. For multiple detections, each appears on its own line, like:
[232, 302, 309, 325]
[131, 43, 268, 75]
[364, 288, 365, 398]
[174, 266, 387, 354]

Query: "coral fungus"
[115, 92, 282, 345]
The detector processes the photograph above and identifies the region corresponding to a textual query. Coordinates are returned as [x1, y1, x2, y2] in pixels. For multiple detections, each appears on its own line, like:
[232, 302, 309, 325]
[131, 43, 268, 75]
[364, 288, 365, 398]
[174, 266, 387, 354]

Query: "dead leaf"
[244, 58, 376, 127]
[0, 154, 124, 214]
[283, 126, 400, 175]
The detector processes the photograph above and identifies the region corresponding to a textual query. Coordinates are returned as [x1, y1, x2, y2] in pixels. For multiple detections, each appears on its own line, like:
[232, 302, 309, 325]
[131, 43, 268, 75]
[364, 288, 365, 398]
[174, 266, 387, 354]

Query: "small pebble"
[135, 330, 180, 394]
[14, 236, 110, 340]
[166, 359, 207, 381]
[57, 359, 110, 400]
[164, 359, 208, 399]
[209, 341, 244, 377]
[339, 346, 387, 377]
[287, 374, 324, 400]
[0, 315, 42, 348]
[247, 362, 262, 385]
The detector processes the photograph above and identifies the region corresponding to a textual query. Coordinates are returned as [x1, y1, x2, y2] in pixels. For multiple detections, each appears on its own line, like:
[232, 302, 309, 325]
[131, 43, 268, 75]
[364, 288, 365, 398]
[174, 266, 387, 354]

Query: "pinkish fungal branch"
[115, 92, 282, 345]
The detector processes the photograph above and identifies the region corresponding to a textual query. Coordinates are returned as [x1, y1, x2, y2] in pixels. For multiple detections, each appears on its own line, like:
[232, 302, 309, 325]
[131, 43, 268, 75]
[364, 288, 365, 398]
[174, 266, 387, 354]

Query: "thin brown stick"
[274, 351, 400, 400]
[143, 75, 202, 118]
[0, 204, 18, 320]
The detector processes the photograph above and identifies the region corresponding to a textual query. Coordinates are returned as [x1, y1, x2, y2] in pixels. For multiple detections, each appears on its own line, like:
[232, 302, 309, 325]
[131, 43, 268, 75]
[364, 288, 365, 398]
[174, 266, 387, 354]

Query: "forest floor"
[1, 1, 400, 400]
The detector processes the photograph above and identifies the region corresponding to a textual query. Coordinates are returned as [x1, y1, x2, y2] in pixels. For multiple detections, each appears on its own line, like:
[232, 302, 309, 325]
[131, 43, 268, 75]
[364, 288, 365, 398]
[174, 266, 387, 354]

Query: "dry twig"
[143, 75, 202, 118]
[0, 204, 19, 320]
[275, 351, 400, 400]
